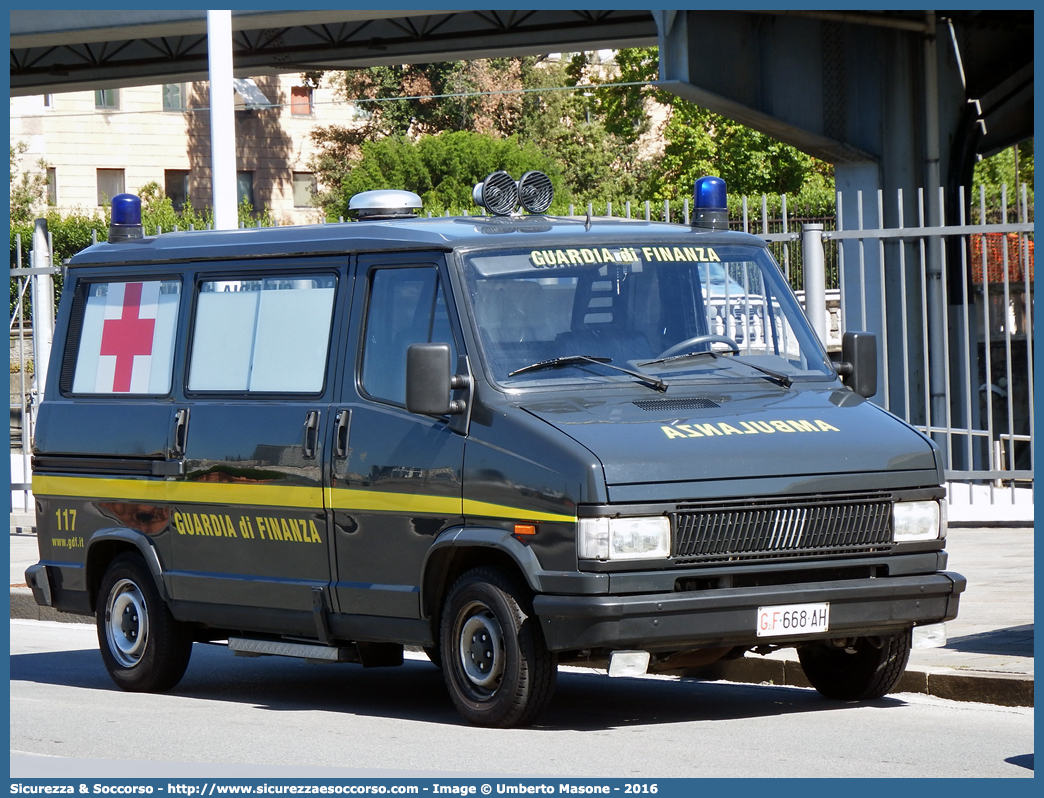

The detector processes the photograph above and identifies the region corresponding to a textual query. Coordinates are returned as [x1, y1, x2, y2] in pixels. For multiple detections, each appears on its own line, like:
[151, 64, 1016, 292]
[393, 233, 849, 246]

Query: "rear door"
[32, 273, 185, 594]
[166, 262, 346, 630]
[329, 253, 465, 620]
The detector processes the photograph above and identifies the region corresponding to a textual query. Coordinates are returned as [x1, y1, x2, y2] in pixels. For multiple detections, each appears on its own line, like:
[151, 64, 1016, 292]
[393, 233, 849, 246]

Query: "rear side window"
[188, 275, 336, 393]
[361, 267, 457, 405]
[71, 280, 181, 394]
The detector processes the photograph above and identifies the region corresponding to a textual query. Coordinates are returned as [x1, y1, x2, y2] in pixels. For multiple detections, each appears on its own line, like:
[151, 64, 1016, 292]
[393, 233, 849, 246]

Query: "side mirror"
[834, 331, 877, 398]
[405, 343, 468, 416]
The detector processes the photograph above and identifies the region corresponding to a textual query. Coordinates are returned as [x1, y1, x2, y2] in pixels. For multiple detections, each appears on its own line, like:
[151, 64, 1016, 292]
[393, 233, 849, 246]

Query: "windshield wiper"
[640, 350, 791, 388]
[509, 355, 668, 392]
[639, 350, 719, 369]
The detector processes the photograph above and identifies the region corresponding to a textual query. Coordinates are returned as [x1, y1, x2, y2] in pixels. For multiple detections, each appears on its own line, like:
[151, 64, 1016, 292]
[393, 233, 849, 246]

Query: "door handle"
[172, 408, 190, 457]
[303, 410, 320, 459]
[334, 409, 351, 459]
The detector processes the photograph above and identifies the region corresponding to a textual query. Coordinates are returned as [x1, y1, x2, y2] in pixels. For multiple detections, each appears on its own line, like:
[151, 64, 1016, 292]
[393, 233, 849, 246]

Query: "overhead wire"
[11, 80, 653, 120]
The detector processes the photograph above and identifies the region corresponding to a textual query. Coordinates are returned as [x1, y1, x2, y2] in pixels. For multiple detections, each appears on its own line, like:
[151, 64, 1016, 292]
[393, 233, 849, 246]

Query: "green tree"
[310, 55, 660, 214]
[329, 131, 568, 218]
[972, 140, 1034, 220]
[573, 48, 835, 214]
[310, 59, 536, 212]
[10, 208, 104, 320]
[516, 56, 654, 208]
[10, 142, 51, 225]
[593, 47, 659, 145]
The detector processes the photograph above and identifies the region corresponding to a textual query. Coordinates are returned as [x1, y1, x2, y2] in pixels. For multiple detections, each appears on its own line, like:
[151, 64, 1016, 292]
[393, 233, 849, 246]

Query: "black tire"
[96, 552, 193, 692]
[798, 630, 912, 701]
[440, 567, 557, 727]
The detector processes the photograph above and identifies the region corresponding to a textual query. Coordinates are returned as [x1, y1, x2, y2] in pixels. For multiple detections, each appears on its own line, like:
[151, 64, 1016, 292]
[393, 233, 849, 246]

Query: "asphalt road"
[9, 619, 1033, 779]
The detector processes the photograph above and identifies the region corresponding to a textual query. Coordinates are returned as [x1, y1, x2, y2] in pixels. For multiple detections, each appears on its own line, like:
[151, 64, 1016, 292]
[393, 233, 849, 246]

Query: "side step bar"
[227, 637, 403, 667]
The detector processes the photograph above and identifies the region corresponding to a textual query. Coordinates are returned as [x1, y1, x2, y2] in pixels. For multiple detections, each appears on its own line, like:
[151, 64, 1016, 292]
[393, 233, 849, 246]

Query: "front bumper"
[533, 572, 966, 652]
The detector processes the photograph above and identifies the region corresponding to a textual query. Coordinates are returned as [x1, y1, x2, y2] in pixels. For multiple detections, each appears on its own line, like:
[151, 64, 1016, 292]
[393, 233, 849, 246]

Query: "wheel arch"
[420, 527, 544, 638]
[85, 528, 169, 612]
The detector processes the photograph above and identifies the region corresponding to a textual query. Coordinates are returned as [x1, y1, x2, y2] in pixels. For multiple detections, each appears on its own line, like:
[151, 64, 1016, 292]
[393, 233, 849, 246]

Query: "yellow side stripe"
[33, 475, 576, 524]
[463, 499, 575, 524]
[327, 487, 462, 516]
[33, 475, 322, 509]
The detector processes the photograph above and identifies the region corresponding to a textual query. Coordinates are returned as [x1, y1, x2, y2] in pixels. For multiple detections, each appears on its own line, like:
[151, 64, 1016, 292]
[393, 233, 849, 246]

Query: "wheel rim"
[105, 578, 149, 668]
[456, 600, 505, 694]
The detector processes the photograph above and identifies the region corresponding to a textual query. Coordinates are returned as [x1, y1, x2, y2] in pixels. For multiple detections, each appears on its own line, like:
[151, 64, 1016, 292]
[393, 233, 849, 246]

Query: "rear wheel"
[798, 630, 912, 701]
[96, 552, 192, 692]
[441, 567, 556, 727]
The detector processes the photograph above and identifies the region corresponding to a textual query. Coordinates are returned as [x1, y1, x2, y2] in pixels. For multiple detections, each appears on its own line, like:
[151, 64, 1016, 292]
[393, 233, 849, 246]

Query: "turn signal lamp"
[692, 176, 729, 231]
[108, 194, 144, 243]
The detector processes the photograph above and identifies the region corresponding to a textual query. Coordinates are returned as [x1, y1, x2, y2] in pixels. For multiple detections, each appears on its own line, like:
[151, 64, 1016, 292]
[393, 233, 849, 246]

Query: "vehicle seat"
[556, 270, 654, 362]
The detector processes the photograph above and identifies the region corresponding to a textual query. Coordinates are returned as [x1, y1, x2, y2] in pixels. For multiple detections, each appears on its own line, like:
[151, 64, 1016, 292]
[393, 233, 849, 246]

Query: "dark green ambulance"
[26, 174, 964, 726]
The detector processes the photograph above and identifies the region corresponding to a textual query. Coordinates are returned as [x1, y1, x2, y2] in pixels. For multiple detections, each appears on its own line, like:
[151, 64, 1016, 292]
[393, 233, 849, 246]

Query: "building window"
[292, 172, 317, 207]
[290, 86, 313, 116]
[43, 94, 54, 108]
[95, 89, 119, 110]
[163, 84, 187, 111]
[46, 168, 57, 206]
[97, 169, 125, 206]
[237, 171, 255, 210]
[165, 170, 190, 211]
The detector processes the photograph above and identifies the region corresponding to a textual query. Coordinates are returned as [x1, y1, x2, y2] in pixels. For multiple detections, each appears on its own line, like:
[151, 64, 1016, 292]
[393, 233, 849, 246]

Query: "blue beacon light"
[108, 194, 144, 243]
[692, 176, 729, 231]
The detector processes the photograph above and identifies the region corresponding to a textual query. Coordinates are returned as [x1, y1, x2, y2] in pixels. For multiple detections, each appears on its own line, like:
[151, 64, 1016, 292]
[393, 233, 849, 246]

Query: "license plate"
[756, 602, 830, 637]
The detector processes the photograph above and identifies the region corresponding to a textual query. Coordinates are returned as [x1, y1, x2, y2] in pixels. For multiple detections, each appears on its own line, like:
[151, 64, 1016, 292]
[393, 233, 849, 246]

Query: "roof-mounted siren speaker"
[108, 194, 144, 243]
[517, 171, 554, 214]
[692, 176, 729, 230]
[472, 170, 518, 216]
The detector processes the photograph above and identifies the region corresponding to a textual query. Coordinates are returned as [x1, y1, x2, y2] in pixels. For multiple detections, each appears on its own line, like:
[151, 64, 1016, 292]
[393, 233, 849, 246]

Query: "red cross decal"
[100, 283, 156, 392]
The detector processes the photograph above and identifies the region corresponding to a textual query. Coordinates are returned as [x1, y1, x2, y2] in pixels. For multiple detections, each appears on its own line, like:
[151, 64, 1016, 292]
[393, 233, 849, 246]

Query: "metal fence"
[823, 184, 1033, 491]
[560, 196, 839, 293]
[9, 186, 1033, 510]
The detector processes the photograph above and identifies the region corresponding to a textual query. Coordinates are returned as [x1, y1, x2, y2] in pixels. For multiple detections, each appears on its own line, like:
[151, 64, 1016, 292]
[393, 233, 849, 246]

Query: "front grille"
[672, 494, 893, 564]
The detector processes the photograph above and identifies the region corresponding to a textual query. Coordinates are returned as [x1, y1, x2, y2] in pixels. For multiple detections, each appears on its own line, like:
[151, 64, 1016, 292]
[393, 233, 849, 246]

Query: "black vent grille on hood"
[633, 397, 720, 411]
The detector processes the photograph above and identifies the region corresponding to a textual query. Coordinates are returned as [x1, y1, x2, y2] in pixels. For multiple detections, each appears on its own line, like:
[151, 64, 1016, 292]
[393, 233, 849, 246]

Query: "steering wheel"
[656, 334, 740, 359]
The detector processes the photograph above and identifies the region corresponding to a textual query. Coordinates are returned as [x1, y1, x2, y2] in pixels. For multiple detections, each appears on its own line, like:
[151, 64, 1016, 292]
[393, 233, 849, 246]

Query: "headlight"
[893, 500, 943, 542]
[578, 517, 671, 560]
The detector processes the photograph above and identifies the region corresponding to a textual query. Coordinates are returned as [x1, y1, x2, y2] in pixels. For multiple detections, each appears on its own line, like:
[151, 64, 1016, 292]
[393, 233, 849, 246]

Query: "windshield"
[461, 242, 833, 388]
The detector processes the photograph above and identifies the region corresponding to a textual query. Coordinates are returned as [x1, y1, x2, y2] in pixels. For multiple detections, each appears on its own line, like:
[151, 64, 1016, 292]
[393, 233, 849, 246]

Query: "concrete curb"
[10, 587, 93, 624]
[673, 654, 1034, 708]
[12, 587, 1032, 709]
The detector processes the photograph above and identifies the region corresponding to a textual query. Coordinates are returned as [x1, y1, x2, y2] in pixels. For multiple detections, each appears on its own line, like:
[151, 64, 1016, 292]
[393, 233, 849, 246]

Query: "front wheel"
[440, 567, 556, 727]
[96, 552, 193, 692]
[798, 630, 912, 701]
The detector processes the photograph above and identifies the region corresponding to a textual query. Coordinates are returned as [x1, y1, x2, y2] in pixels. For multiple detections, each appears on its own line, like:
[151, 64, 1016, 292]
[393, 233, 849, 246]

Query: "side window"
[361, 267, 457, 405]
[188, 275, 336, 393]
[71, 280, 181, 395]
